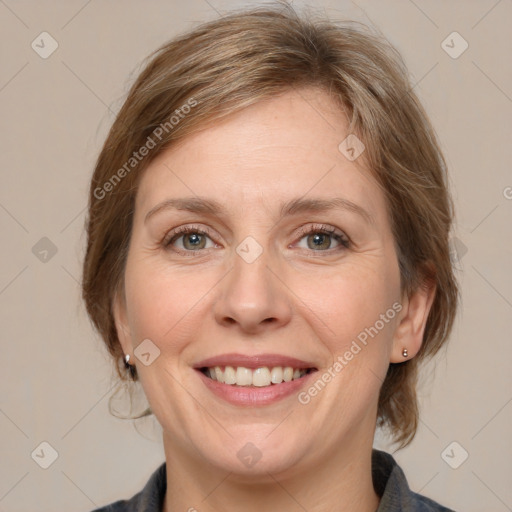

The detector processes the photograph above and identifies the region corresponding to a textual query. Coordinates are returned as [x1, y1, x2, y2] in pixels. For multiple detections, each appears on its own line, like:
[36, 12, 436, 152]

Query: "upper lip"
[194, 353, 317, 370]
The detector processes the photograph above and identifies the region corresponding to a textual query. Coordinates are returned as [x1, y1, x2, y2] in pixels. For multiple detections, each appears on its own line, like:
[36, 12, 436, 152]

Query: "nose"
[213, 247, 293, 335]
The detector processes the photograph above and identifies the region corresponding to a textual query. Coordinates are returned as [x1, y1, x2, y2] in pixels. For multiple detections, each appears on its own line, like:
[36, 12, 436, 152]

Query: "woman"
[82, 3, 458, 511]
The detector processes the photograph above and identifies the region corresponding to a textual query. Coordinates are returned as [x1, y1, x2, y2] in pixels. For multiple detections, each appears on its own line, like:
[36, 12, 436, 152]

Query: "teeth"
[224, 366, 236, 384]
[253, 367, 271, 387]
[235, 367, 252, 386]
[270, 367, 283, 384]
[203, 366, 310, 386]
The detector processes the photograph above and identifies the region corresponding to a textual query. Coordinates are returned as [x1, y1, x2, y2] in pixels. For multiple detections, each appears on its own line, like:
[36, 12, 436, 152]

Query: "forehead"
[135, 87, 385, 222]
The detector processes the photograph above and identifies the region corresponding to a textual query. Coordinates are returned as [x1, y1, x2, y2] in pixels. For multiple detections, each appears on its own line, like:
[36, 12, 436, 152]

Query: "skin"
[114, 87, 435, 512]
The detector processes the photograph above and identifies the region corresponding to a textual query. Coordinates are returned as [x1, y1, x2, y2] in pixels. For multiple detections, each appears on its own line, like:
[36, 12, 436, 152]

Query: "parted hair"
[82, 2, 458, 448]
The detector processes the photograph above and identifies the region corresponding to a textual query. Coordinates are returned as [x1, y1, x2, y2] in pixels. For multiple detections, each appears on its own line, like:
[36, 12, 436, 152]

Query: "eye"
[162, 223, 350, 256]
[163, 225, 217, 253]
[294, 224, 350, 252]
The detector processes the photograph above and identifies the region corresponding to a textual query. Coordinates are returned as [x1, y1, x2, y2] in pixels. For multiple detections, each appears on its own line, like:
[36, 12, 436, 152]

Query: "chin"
[204, 429, 310, 478]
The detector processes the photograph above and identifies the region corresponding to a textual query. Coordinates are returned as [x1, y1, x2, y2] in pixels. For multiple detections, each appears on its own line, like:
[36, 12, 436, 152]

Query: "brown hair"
[82, 2, 458, 448]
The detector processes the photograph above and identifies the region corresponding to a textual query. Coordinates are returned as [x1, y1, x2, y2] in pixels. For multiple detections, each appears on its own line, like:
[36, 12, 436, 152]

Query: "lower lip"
[196, 370, 316, 406]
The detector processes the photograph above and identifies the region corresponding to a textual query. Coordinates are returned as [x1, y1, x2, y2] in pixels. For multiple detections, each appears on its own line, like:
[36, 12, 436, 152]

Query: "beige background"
[1, 0, 511, 510]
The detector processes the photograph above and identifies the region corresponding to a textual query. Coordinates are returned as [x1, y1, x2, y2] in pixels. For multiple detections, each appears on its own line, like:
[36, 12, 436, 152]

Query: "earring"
[123, 354, 137, 379]
[402, 348, 408, 358]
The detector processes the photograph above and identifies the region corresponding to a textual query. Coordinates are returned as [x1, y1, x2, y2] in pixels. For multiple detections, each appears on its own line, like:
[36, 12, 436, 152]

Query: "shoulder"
[372, 449, 457, 512]
[90, 462, 166, 512]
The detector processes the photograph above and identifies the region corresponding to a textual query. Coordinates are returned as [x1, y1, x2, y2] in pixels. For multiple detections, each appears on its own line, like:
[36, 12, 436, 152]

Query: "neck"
[162, 431, 380, 512]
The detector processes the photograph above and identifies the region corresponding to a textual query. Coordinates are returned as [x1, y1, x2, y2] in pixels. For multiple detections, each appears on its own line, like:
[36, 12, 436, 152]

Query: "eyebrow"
[144, 196, 374, 226]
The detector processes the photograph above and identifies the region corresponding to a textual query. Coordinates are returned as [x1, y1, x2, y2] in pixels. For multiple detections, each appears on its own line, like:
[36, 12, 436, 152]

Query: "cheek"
[295, 260, 400, 360]
[123, 255, 218, 350]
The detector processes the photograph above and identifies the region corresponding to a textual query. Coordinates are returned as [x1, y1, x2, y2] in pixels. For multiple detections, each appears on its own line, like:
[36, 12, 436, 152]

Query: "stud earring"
[402, 348, 408, 358]
[123, 354, 137, 379]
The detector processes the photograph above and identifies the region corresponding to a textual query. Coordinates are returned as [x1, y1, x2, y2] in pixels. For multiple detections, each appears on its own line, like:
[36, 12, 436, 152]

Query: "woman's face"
[114, 87, 422, 476]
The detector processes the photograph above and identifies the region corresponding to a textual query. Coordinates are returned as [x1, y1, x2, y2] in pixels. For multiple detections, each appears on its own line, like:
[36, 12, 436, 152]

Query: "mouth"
[200, 365, 317, 387]
[193, 353, 318, 406]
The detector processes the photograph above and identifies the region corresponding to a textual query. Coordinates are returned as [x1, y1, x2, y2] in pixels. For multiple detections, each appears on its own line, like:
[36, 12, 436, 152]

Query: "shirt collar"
[108, 449, 453, 512]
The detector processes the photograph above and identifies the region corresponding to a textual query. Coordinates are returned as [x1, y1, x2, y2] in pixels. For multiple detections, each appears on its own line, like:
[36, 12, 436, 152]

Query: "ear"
[112, 288, 134, 359]
[390, 277, 436, 363]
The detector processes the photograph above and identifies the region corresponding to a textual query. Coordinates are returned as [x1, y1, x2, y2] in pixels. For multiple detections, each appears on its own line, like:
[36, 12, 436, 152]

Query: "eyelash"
[162, 223, 351, 256]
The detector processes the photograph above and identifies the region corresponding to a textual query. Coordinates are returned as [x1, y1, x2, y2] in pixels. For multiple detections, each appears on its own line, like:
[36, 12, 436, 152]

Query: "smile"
[194, 353, 319, 406]
[201, 366, 315, 387]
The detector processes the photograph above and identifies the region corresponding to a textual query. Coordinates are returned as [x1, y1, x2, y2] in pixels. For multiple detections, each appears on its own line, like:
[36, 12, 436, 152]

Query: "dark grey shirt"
[92, 449, 455, 511]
